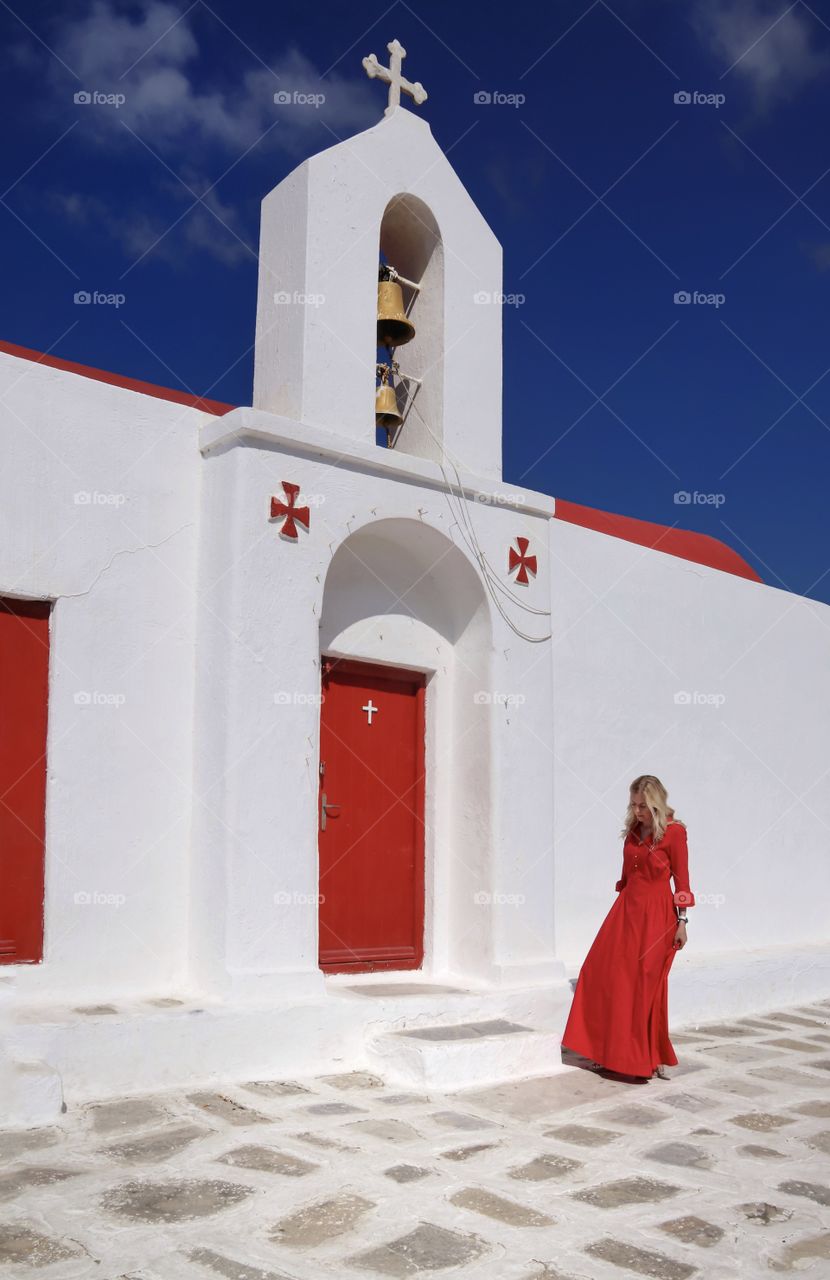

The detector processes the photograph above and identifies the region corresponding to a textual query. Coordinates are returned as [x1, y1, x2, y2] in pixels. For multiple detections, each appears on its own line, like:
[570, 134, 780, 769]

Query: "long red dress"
[561, 820, 695, 1077]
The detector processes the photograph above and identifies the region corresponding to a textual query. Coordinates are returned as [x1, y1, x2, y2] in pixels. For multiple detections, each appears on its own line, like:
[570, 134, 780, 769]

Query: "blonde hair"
[621, 774, 685, 844]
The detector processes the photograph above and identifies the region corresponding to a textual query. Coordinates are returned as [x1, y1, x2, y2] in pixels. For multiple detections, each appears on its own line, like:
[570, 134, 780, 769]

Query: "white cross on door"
[362, 699, 378, 725]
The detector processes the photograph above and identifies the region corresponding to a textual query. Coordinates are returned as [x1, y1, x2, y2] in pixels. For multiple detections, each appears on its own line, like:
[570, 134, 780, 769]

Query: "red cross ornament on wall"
[508, 536, 537, 586]
[270, 481, 310, 540]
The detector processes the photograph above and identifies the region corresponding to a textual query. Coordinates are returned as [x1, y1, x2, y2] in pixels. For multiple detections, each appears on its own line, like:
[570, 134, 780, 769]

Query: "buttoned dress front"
[561, 820, 695, 1077]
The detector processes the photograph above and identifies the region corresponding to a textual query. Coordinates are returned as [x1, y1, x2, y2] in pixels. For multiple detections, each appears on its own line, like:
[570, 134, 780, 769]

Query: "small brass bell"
[377, 280, 415, 348]
[375, 365, 402, 434]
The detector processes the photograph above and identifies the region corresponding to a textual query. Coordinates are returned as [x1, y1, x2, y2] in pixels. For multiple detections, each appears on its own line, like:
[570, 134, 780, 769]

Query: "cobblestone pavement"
[1, 998, 830, 1279]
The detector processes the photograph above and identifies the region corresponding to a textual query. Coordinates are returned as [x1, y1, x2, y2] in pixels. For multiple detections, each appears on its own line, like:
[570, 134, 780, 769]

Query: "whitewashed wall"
[0, 354, 205, 999]
[550, 517, 830, 975]
[4, 350, 827, 1018]
[193, 407, 562, 1001]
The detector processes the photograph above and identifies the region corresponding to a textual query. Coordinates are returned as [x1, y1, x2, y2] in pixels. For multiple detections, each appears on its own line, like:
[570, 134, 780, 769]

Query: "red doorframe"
[0, 597, 51, 964]
[318, 656, 426, 973]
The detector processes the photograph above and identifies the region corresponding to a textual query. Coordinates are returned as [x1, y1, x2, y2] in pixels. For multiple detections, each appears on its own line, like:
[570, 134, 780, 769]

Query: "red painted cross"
[508, 536, 537, 585]
[270, 481, 310, 540]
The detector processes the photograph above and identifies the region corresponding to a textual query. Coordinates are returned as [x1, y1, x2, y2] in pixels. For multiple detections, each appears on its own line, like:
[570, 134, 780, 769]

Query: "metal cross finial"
[362, 39, 428, 117]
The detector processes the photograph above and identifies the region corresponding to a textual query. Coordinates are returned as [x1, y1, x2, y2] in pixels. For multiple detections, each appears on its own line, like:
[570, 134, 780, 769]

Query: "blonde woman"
[561, 775, 695, 1081]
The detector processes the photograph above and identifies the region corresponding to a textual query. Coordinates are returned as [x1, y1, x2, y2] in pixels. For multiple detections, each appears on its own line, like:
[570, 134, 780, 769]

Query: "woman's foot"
[652, 1064, 670, 1079]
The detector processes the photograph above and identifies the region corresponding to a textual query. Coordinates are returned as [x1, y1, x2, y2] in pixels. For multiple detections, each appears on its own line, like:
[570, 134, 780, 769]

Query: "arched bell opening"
[375, 195, 444, 461]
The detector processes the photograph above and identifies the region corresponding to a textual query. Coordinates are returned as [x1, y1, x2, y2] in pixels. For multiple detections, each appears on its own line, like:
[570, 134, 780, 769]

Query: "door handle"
[320, 792, 342, 832]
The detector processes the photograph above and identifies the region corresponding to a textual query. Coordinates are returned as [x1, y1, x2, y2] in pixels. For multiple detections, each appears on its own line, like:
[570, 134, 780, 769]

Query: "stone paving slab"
[0, 997, 828, 1278]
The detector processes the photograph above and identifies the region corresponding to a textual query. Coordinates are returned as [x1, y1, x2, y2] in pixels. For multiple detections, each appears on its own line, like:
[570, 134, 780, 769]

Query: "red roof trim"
[0, 339, 236, 417]
[554, 498, 762, 583]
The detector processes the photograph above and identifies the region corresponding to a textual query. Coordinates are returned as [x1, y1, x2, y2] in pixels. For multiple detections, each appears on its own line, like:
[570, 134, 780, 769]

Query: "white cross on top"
[362, 39, 428, 117]
[362, 699, 379, 725]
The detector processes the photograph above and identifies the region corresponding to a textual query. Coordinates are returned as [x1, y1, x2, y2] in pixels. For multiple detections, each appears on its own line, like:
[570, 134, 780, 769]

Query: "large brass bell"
[377, 280, 415, 348]
[375, 365, 402, 434]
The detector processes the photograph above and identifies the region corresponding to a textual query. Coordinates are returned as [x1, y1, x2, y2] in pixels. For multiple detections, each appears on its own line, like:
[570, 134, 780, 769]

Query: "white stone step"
[365, 1017, 565, 1090]
[1, 1057, 64, 1127]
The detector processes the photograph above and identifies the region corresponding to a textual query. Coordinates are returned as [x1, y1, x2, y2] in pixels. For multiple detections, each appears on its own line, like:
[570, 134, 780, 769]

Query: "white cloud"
[58, 1, 198, 82]
[694, 0, 829, 104]
[52, 182, 252, 269]
[39, 1, 380, 268]
[53, 191, 110, 225]
[53, 1, 376, 152]
[804, 241, 830, 272]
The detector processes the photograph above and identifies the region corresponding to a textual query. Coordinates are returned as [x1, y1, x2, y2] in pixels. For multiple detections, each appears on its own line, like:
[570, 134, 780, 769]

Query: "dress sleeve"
[615, 853, 627, 892]
[668, 824, 695, 907]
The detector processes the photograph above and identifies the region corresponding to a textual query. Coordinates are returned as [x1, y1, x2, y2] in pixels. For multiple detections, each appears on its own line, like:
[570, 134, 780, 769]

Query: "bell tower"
[252, 42, 503, 480]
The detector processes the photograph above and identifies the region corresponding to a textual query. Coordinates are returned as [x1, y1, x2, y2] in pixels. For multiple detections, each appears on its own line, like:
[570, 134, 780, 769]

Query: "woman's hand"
[674, 921, 687, 950]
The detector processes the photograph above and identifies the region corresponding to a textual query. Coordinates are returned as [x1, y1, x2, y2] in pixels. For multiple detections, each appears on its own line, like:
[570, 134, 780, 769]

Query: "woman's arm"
[615, 854, 627, 892]
[668, 823, 695, 909]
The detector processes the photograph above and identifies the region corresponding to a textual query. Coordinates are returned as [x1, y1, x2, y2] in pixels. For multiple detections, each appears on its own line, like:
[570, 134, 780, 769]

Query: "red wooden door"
[0, 598, 50, 964]
[318, 658, 425, 973]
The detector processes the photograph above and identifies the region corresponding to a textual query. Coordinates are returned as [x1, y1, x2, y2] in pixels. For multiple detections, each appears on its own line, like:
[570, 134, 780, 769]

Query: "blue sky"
[2, 0, 830, 602]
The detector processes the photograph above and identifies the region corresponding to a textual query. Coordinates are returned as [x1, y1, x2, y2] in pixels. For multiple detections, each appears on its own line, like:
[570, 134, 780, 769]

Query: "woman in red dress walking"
[561, 775, 695, 1080]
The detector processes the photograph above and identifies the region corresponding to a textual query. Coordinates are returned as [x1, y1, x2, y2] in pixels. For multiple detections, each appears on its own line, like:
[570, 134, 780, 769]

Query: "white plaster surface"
[0, 353, 206, 1000]
[550, 518, 830, 972]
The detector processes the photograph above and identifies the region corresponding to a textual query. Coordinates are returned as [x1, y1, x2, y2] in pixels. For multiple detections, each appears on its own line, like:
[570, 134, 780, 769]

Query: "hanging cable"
[406, 400, 552, 643]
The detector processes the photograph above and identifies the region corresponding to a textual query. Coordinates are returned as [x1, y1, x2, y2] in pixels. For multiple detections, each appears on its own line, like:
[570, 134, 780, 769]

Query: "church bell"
[377, 279, 415, 348]
[375, 364, 402, 434]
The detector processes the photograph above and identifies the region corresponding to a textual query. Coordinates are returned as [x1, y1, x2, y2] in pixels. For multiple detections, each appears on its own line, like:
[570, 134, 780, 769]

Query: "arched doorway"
[318, 518, 491, 977]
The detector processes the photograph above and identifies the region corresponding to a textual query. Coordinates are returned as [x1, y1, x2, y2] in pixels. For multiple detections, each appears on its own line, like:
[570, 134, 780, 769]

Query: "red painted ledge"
[0, 339, 236, 417]
[554, 498, 762, 583]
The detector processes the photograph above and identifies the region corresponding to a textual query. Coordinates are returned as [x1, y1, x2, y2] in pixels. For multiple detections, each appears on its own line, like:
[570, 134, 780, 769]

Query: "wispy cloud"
[49, 1, 376, 152]
[803, 240, 830, 271]
[694, 0, 829, 104]
[52, 184, 251, 267]
[22, 0, 379, 268]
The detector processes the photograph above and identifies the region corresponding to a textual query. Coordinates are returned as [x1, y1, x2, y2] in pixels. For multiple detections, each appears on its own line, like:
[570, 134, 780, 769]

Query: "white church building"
[2, 46, 829, 1126]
